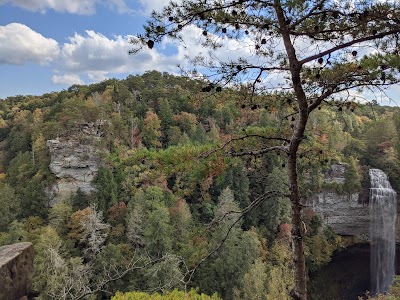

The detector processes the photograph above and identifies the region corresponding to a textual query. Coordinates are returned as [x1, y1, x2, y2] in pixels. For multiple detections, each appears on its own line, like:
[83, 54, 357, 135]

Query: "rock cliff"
[46, 122, 103, 205]
[308, 191, 370, 238]
[0, 242, 34, 300]
[307, 164, 399, 241]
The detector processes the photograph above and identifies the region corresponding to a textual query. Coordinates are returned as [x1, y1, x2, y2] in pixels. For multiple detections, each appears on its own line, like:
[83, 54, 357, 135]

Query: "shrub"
[112, 289, 221, 300]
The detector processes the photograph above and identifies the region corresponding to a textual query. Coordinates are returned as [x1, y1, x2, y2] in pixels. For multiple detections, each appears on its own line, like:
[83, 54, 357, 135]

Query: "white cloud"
[0, 23, 59, 65]
[87, 71, 108, 82]
[52, 73, 84, 85]
[53, 25, 285, 86]
[136, 0, 179, 15]
[103, 0, 132, 14]
[61, 31, 132, 72]
[54, 30, 181, 82]
[0, 0, 132, 15]
[54, 25, 262, 84]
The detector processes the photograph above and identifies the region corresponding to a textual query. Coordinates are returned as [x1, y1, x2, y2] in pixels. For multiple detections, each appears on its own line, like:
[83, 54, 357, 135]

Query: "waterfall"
[369, 168, 397, 294]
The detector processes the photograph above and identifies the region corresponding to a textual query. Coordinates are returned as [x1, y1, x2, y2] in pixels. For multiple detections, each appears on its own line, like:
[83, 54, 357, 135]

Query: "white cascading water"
[369, 168, 397, 294]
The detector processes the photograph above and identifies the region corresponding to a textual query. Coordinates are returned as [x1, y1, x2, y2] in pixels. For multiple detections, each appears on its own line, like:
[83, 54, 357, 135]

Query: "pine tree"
[132, 2, 400, 298]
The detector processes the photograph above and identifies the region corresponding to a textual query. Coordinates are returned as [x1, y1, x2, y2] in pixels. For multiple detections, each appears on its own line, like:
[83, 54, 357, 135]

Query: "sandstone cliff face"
[0, 242, 34, 300]
[309, 191, 369, 238]
[47, 122, 103, 205]
[307, 163, 399, 241]
[309, 163, 368, 237]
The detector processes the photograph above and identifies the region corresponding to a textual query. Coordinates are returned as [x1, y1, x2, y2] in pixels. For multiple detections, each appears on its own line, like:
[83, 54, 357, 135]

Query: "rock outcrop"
[47, 122, 103, 205]
[307, 163, 399, 241]
[308, 191, 370, 238]
[0, 242, 34, 300]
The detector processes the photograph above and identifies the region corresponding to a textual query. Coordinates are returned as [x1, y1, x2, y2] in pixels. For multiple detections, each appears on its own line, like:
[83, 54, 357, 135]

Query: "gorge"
[309, 167, 398, 299]
[1, 72, 400, 300]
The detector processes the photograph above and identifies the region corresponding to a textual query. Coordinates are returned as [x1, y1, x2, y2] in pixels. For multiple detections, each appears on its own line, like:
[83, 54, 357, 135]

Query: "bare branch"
[207, 190, 288, 229]
[200, 134, 290, 158]
[184, 189, 284, 286]
[299, 28, 400, 65]
[289, 0, 328, 30]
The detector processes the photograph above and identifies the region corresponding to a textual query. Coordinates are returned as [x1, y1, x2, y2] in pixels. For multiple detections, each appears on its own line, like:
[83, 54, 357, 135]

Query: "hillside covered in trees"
[1, 71, 400, 299]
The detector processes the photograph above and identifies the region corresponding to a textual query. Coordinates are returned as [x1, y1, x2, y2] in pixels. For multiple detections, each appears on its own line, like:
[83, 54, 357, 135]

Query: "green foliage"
[234, 235, 294, 300]
[2, 71, 400, 300]
[49, 202, 73, 236]
[0, 221, 27, 246]
[193, 189, 261, 299]
[0, 184, 20, 231]
[71, 188, 93, 210]
[212, 159, 250, 210]
[255, 167, 291, 239]
[361, 116, 400, 189]
[125, 200, 144, 248]
[142, 111, 162, 148]
[95, 167, 118, 212]
[233, 259, 268, 300]
[304, 228, 344, 272]
[363, 118, 398, 162]
[33, 226, 67, 299]
[158, 98, 174, 144]
[92, 243, 135, 295]
[112, 289, 221, 300]
[361, 276, 400, 299]
[6, 151, 50, 218]
[169, 198, 193, 254]
[264, 240, 294, 300]
[343, 157, 362, 194]
[143, 193, 173, 254]
[126, 186, 174, 255]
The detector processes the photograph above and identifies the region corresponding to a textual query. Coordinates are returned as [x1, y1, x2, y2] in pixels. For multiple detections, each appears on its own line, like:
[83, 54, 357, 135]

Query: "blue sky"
[0, 0, 181, 99]
[0, 0, 399, 106]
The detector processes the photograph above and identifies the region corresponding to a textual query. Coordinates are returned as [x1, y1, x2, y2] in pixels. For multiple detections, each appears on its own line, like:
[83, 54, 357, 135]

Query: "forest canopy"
[131, 1, 400, 298]
[0, 69, 399, 299]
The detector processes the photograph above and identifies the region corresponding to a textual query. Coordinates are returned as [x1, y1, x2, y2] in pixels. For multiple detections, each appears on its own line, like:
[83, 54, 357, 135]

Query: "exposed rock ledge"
[47, 122, 103, 205]
[0, 242, 34, 300]
[307, 163, 400, 241]
[308, 192, 370, 239]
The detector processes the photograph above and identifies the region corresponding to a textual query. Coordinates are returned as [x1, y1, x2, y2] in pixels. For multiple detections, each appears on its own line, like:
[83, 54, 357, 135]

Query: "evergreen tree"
[132, 2, 400, 297]
[0, 184, 20, 231]
[143, 187, 173, 255]
[158, 98, 174, 132]
[95, 167, 118, 212]
[126, 201, 145, 248]
[343, 157, 361, 194]
[49, 201, 73, 236]
[194, 188, 260, 299]
[213, 160, 250, 210]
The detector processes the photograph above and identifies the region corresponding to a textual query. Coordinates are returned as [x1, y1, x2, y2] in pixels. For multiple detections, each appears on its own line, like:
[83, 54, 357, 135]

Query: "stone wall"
[0, 242, 34, 300]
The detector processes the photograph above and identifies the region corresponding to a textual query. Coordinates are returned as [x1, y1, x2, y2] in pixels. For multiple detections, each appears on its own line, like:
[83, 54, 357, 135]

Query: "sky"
[0, 0, 181, 99]
[0, 0, 399, 106]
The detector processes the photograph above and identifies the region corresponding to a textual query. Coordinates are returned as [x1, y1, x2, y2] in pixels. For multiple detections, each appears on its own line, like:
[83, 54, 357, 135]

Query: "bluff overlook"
[0, 243, 34, 300]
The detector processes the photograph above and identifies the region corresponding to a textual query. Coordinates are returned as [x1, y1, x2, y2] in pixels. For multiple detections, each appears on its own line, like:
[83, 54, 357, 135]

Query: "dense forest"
[1, 71, 400, 299]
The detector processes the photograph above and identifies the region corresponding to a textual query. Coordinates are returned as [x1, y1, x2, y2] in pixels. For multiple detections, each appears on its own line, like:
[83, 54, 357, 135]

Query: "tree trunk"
[274, 1, 309, 298]
[288, 155, 307, 300]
